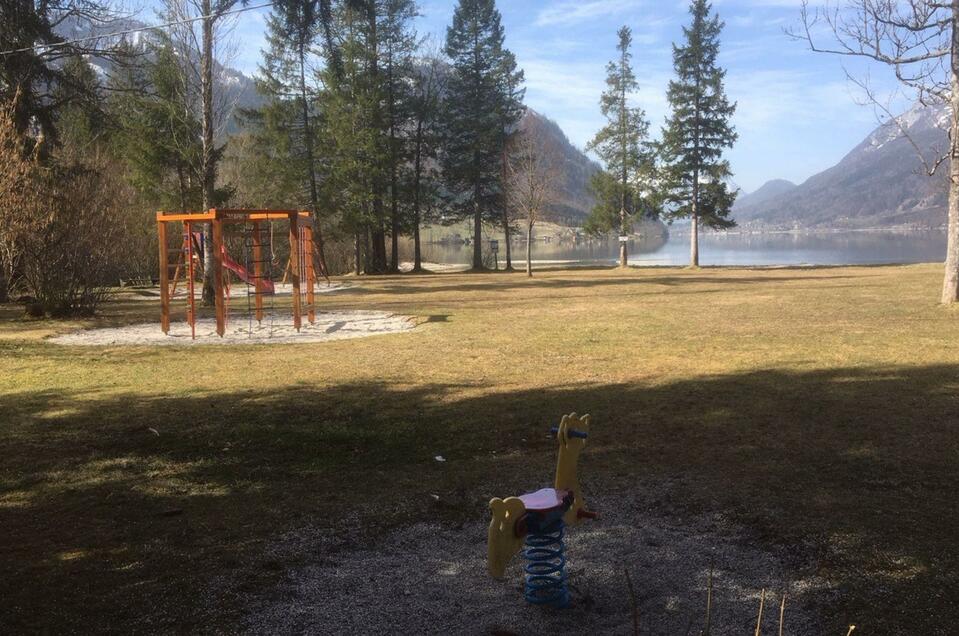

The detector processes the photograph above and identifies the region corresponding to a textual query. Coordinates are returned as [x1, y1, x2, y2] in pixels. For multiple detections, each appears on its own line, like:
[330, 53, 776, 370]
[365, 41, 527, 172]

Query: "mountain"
[59, 17, 262, 132]
[737, 104, 950, 229]
[519, 111, 666, 237]
[63, 20, 649, 230]
[519, 110, 601, 224]
[734, 179, 796, 211]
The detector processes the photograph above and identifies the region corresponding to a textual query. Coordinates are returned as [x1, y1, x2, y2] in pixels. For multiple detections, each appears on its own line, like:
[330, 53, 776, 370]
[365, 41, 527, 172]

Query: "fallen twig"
[755, 588, 766, 636]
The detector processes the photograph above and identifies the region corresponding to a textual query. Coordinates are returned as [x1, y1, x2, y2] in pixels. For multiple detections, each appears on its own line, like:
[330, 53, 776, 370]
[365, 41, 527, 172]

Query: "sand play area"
[49, 310, 417, 346]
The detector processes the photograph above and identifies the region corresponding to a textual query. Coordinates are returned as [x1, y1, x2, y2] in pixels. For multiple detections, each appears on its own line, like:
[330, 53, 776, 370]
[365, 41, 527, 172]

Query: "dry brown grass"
[2, 264, 958, 633]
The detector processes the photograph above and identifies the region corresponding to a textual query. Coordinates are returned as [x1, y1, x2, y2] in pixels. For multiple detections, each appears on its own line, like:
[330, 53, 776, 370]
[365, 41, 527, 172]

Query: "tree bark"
[501, 148, 513, 270]
[298, 39, 329, 280]
[619, 207, 628, 268]
[690, 168, 701, 267]
[473, 147, 483, 269]
[942, 2, 959, 304]
[388, 55, 399, 273]
[354, 232, 361, 275]
[200, 0, 216, 304]
[526, 220, 534, 277]
[412, 120, 424, 273]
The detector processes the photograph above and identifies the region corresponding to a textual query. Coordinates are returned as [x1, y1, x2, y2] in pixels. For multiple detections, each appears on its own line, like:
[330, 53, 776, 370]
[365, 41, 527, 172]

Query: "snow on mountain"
[736, 104, 951, 229]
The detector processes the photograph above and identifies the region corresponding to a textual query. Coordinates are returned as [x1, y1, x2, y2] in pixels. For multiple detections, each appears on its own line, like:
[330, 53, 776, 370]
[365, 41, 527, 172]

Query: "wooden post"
[158, 218, 170, 334]
[252, 220, 264, 323]
[212, 216, 226, 337]
[305, 223, 315, 325]
[185, 221, 196, 340]
[289, 214, 301, 332]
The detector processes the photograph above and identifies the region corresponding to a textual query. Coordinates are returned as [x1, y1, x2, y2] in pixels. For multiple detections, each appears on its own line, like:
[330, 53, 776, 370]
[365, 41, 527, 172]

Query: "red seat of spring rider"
[518, 488, 570, 512]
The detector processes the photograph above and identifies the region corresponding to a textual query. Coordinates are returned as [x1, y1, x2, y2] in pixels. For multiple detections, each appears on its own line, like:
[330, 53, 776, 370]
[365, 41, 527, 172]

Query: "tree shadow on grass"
[1, 364, 958, 632]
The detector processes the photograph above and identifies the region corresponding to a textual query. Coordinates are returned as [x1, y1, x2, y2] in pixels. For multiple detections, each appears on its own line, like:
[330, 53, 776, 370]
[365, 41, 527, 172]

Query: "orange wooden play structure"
[156, 209, 318, 339]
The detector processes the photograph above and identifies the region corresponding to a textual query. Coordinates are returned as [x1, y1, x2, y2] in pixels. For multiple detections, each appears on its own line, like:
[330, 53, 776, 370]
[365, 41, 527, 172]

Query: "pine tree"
[659, 0, 738, 267]
[320, 1, 383, 275]
[585, 27, 653, 268]
[0, 0, 124, 152]
[496, 49, 525, 271]
[253, 0, 331, 275]
[381, 0, 418, 272]
[443, 0, 523, 270]
[407, 53, 447, 273]
[110, 40, 205, 212]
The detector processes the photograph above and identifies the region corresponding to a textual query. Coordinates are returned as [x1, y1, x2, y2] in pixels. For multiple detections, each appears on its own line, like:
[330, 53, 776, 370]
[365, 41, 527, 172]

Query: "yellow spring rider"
[487, 413, 597, 607]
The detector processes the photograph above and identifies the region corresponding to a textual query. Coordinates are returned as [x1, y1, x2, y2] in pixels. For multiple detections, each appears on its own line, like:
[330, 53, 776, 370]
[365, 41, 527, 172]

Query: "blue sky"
[167, 0, 909, 193]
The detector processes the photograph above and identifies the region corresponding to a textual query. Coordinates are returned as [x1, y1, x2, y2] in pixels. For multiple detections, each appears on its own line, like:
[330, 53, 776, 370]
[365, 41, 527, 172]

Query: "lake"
[417, 229, 949, 268]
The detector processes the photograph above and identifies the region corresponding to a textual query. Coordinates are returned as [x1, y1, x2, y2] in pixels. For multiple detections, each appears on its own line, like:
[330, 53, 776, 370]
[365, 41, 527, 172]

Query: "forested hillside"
[735, 104, 950, 230]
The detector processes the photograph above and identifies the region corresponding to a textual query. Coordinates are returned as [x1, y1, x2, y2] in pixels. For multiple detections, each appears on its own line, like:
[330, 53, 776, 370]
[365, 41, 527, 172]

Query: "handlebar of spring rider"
[549, 427, 588, 439]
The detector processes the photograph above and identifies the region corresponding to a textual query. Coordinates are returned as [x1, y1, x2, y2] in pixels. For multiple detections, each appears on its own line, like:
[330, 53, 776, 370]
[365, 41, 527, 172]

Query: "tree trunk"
[501, 148, 513, 270]
[0, 272, 8, 303]
[473, 172, 483, 270]
[943, 4, 959, 304]
[690, 169, 700, 267]
[413, 211, 422, 272]
[200, 1, 216, 305]
[298, 40, 329, 281]
[526, 220, 534, 277]
[412, 121, 424, 273]
[619, 207, 628, 268]
[388, 65, 400, 273]
[354, 232, 361, 275]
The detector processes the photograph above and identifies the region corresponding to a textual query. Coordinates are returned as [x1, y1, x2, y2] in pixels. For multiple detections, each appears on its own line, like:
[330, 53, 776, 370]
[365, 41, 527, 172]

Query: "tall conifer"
[443, 0, 523, 270]
[659, 0, 738, 267]
[585, 26, 653, 268]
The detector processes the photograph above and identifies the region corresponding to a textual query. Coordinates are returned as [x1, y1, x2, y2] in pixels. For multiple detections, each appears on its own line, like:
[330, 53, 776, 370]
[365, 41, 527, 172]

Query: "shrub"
[1, 96, 135, 316]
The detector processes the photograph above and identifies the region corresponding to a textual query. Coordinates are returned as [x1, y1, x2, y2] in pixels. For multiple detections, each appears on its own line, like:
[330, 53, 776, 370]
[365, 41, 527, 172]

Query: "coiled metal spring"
[523, 519, 569, 607]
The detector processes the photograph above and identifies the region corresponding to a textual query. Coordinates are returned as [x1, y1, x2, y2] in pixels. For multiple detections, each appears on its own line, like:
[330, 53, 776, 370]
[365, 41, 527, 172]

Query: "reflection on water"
[418, 230, 949, 267]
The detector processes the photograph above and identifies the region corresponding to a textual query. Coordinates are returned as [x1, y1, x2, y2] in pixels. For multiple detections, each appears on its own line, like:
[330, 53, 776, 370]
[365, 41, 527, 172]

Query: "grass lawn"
[2, 264, 958, 633]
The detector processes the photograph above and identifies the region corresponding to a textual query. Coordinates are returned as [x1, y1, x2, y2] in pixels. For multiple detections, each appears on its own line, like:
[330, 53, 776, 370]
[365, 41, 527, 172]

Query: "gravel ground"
[240, 488, 833, 635]
[48, 311, 416, 346]
[123, 282, 355, 301]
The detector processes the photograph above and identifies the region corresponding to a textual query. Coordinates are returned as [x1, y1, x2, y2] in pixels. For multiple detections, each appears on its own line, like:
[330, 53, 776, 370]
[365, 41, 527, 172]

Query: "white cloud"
[535, 0, 644, 27]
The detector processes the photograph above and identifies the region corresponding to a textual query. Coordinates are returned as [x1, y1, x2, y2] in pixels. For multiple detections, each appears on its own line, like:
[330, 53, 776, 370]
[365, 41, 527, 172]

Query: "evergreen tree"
[381, 0, 418, 272]
[496, 50, 525, 271]
[0, 0, 123, 152]
[406, 53, 447, 272]
[585, 26, 653, 268]
[320, 1, 383, 274]
[110, 40, 204, 211]
[254, 0, 331, 274]
[659, 0, 738, 267]
[443, 0, 523, 270]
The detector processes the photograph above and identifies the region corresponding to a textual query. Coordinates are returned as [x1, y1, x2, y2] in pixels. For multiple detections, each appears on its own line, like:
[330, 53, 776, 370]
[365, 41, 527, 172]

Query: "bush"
[1, 93, 142, 316]
[15, 154, 131, 316]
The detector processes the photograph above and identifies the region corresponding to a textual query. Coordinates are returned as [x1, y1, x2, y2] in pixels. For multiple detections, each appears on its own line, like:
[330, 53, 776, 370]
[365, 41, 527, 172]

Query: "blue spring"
[523, 519, 570, 607]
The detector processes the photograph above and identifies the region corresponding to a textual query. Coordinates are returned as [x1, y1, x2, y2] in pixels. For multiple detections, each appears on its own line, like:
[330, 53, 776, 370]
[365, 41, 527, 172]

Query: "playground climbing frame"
[156, 209, 317, 339]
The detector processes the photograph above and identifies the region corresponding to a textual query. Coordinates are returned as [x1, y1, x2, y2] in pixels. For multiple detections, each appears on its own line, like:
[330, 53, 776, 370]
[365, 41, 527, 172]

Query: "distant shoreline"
[669, 225, 948, 236]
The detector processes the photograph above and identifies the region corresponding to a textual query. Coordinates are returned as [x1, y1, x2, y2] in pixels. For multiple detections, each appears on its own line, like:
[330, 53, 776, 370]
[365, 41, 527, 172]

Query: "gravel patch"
[48, 311, 417, 346]
[122, 282, 355, 301]
[241, 490, 832, 635]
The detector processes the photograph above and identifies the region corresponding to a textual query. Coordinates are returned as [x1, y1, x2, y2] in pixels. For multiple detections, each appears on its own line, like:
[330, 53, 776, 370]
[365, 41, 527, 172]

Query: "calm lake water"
[419, 230, 949, 267]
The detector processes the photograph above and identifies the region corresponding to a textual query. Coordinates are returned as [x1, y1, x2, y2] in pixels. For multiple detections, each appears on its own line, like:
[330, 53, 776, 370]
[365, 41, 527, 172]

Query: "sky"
[153, 0, 912, 193]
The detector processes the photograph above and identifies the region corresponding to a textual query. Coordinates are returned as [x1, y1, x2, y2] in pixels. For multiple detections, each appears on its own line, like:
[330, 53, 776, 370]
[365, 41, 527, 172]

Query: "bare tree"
[0, 92, 38, 302]
[790, 1, 959, 304]
[160, 0, 243, 303]
[507, 126, 560, 278]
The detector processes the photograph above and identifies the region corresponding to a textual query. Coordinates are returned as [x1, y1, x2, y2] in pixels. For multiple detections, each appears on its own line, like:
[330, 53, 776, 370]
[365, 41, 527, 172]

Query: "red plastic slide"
[220, 247, 275, 295]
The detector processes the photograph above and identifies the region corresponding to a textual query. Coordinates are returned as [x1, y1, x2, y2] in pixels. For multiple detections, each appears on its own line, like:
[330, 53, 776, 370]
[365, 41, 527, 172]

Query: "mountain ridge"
[736, 103, 950, 230]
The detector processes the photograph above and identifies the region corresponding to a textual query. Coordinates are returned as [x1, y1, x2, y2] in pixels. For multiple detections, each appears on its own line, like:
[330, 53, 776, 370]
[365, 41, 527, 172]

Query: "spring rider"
[487, 413, 597, 607]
